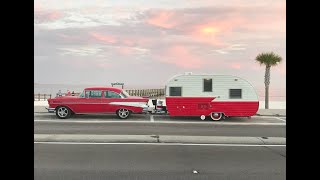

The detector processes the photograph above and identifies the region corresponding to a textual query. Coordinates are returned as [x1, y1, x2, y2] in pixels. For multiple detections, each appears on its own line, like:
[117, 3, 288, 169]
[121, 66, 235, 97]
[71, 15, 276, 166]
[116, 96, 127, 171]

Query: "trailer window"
[203, 79, 212, 92]
[229, 89, 242, 99]
[169, 87, 182, 96]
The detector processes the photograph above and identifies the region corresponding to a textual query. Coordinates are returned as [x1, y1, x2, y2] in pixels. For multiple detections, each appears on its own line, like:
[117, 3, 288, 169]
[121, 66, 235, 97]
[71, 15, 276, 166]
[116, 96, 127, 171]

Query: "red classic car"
[46, 87, 149, 119]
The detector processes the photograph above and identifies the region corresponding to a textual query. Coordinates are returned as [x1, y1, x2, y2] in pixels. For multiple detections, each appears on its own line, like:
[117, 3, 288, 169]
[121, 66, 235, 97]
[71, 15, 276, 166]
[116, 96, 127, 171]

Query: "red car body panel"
[47, 87, 149, 114]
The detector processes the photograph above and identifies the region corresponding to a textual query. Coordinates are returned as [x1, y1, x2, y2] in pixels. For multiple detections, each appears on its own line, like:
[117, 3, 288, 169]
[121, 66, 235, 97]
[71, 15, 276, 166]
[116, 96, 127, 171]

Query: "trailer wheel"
[210, 112, 223, 121]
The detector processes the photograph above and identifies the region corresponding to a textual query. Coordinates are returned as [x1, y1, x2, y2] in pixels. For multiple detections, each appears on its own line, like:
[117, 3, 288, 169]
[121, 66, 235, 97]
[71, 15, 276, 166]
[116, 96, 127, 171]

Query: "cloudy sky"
[34, 0, 285, 90]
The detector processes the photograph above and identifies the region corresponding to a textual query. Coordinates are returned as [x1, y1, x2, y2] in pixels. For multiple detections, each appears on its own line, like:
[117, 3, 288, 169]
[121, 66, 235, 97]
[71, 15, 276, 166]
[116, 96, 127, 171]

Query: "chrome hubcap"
[211, 112, 222, 121]
[118, 109, 129, 118]
[57, 107, 68, 117]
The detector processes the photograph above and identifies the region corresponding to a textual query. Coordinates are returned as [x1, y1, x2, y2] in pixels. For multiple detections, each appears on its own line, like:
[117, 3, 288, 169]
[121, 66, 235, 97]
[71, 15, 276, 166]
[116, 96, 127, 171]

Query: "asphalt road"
[34, 143, 286, 180]
[34, 113, 286, 137]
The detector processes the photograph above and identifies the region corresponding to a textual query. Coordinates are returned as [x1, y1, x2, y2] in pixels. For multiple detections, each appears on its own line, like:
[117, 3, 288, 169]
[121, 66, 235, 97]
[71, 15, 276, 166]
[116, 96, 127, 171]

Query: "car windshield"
[120, 90, 130, 98]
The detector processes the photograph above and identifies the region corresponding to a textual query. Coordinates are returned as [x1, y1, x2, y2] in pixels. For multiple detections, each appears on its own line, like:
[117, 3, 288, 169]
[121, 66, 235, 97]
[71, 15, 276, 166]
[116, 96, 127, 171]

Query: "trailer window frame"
[169, 87, 182, 96]
[229, 89, 242, 99]
[203, 78, 213, 92]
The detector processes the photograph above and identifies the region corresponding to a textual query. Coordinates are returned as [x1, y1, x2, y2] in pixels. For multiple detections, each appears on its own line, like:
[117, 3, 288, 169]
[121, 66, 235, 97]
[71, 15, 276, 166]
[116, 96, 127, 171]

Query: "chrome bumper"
[45, 107, 55, 113]
[142, 104, 149, 113]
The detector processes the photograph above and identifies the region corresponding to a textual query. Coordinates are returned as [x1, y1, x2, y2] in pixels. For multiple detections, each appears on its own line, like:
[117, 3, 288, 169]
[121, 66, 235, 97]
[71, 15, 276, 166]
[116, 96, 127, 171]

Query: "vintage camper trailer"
[164, 73, 259, 120]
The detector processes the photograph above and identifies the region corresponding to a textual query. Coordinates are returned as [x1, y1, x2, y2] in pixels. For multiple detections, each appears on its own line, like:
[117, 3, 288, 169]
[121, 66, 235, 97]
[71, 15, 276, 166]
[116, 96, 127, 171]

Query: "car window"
[105, 90, 121, 98]
[85, 90, 102, 98]
[121, 90, 130, 98]
[79, 90, 85, 97]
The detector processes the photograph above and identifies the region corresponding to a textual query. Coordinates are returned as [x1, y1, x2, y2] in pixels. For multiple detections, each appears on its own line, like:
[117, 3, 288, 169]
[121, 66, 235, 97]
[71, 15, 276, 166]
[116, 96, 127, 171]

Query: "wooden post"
[50, 94, 51, 99]
[38, 93, 40, 101]
[44, 94, 46, 100]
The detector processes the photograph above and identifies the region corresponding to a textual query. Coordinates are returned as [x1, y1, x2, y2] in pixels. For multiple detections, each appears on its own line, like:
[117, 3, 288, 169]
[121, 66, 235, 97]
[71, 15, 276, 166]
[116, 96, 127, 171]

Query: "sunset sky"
[34, 0, 285, 90]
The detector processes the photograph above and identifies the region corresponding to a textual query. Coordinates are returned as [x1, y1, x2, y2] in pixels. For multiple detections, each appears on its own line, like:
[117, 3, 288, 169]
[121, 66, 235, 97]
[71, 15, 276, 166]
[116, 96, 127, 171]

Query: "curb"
[34, 134, 286, 145]
[159, 135, 286, 145]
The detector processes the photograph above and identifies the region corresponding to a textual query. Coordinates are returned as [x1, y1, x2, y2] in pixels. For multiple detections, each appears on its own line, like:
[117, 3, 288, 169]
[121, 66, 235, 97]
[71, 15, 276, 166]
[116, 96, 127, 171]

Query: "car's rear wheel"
[210, 112, 223, 121]
[56, 106, 72, 119]
[116, 109, 131, 119]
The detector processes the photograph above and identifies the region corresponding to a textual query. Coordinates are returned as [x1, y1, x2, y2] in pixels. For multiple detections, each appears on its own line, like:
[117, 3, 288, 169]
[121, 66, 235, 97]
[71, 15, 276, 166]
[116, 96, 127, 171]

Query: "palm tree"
[255, 52, 282, 109]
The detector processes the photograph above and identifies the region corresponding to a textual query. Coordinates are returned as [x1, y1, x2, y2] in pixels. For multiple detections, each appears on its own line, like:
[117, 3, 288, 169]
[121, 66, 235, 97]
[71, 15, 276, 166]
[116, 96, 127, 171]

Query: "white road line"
[150, 115, 154, 122]
[34, 120, 149, 123]
[34, 142, 286, 147]
[273, 117, 286, 122]
[34, 119, 285, 126]
[252, 116, 285, 119]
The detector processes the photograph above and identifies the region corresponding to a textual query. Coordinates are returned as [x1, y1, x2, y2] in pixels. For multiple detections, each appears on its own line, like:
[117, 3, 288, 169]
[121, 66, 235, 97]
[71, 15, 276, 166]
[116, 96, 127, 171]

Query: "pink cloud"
[159, 45, 204, 69]
[97, 63, 112, 68]
[250, 65, 261, 71]
[57, 33, 81, 41]
[122, 39, 135, 46]
[186, 17, 245, 46]
[143, 10, 245, 47]
[230, 63, 242, 69]
[274, 64, 286, 75]
[90, 32, 117, 44]
[117, 46, 134, 55]
[142, 6, 284, 48]
[145, 10, 177, 28]
[48, 11, 62, 21]
[34, 10, 64, 23]
[34, 2, 41, 11]
[80, 6, 99, 14]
